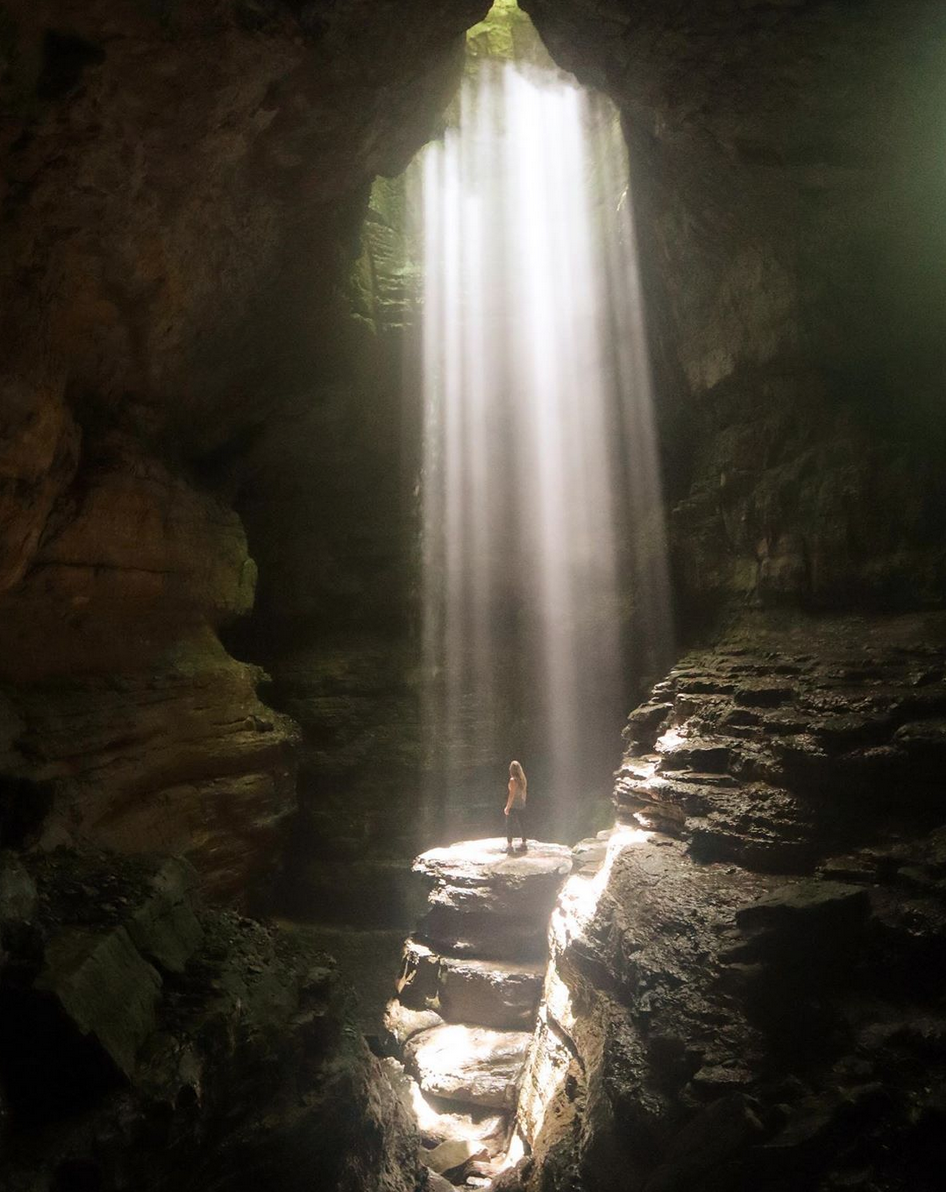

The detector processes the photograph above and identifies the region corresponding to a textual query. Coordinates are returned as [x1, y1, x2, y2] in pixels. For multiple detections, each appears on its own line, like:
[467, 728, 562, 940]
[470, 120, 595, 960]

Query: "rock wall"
[512, 612, 946, 1191]
[522, 0, 946, 622]
[0, 847, 422, 1192]
[0, 0, 489, 895]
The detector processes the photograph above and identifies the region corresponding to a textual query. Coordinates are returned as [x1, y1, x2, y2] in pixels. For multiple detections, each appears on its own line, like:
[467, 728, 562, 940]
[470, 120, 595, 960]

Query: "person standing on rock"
[504, 760, 528, 854]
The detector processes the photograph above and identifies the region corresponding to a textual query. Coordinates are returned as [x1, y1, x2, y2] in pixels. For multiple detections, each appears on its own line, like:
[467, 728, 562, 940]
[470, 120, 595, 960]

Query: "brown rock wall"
[0, 0, 489, 895]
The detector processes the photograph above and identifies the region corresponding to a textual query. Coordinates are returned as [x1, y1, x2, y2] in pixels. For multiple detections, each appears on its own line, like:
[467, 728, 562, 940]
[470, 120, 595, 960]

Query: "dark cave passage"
[2, 0, 946, 1190]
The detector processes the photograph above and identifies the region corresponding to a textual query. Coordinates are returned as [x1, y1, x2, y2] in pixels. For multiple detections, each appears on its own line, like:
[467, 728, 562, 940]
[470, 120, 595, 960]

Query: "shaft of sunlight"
[418, 14, 671, 836]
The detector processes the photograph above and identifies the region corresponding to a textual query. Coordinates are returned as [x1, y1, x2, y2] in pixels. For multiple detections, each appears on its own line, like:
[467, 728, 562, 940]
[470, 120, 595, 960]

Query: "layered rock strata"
[0, 847, 422, 1192]
[385, 838, 572, 1187]
[512, 613, 946, 1192]
[0, 0, 489, 900]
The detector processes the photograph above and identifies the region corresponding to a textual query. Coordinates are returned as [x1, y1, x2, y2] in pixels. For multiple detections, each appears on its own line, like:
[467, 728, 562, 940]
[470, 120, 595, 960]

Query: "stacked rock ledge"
[510, 614, 946, 1192]
[384, 838, 572, 1187]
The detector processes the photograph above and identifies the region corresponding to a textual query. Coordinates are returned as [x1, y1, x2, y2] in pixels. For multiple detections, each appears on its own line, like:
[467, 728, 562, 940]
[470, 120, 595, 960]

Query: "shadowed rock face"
[0, 0, 489, 896]
[0, 849, 423, 1192]
[514, 614, 946, 1192]
[522, 0, 946, 620]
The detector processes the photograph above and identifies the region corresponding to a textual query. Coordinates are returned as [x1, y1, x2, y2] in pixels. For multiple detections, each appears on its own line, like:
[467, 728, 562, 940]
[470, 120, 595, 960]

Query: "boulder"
[422, 1136, 488, 1175]
[404, 1071, 509, 1155]
[418, 906, 549, 963]
[383, 999, 444, 1048]
[0, 852, 37, 924]
[125, 857, 203, 974]
[413, 839, 572, 916]
[411, 839, 571, 962]
[404, 1024, 532, 1110]
[438, 957, 545, 1029]
[397, 938, 441, 1009]
[36, 926, 162, 1078]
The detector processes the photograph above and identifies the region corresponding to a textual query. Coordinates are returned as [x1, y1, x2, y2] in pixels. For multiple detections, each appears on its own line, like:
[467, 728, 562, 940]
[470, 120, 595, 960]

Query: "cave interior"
[1, 1, 946, 1190]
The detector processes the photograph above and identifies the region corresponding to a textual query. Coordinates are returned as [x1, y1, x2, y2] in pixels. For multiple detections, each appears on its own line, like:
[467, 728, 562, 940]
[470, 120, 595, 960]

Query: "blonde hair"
[509, 760, 527, 792]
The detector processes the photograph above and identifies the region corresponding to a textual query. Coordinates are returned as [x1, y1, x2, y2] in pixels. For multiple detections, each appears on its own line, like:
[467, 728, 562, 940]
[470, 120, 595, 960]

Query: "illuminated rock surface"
[413, 839, 574, 962]
[386, 837, 572, 1185]
[405, 1024, 532, 1109]
[512, 614, 946, 1192]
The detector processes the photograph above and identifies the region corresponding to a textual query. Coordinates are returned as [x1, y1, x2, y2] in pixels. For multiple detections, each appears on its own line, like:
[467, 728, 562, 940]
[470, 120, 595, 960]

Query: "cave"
[1, 0, 945, 1189]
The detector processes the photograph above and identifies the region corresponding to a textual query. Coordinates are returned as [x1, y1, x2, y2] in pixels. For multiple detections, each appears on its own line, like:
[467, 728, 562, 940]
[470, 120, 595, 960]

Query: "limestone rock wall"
[0, 0, 489, 894]
[513, 613, 946, 1192]
[522, 0, 946, 620]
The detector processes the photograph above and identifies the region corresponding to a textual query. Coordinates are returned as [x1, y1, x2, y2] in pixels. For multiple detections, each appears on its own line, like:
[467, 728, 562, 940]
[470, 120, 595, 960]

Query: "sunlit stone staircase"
[384, 838, 573, 1187]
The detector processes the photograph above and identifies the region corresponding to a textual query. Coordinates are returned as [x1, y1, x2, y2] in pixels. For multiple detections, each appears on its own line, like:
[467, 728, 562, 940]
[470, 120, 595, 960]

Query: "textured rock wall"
[0, 848, 423, 1192]
[522, 0, 946, 622]
[513, 613, 946, 1191]
[0, 0, 489, 895]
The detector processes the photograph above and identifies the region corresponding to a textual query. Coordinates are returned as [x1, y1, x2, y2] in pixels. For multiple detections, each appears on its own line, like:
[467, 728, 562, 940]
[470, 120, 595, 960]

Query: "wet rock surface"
[405, 1024, 532, 1110]
[514, 614, 946, 1192]
[0, 847, 422, 1192]
[616, 612, 946, 872]
[385, 838, 572, 1187]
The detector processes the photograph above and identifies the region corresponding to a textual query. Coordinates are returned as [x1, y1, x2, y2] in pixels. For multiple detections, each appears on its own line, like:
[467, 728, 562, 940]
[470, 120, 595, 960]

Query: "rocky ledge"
[506, 613, 946, 1192]
[382, 838, 572, 1188]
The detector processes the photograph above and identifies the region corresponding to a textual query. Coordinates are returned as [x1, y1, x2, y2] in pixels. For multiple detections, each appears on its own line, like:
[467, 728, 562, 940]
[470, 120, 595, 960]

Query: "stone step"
[404, 1023, 532, 1110]
[411, 1085, 510, 1157]
[414, 839, 572, 909]
[410, 838, 572, 964]
[395, 940, 546, 1026]
[417, 905, 549, 963]
[438, 956, 545, 1029]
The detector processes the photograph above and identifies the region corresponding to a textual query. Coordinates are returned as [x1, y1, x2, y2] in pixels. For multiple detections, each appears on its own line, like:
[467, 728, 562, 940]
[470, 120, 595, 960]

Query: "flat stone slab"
[418, 906, 550, 964]
[404, 1023, 531, 1110]
[438, 957, 545, 1029]
[37, 927, 162, 1078]
[413, 840, 573, 963]
[414, 839, 573, 889]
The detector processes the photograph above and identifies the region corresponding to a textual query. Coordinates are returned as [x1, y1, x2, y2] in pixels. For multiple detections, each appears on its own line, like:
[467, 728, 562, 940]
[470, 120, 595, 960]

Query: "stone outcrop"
[0, 847, 423, 1192]
[511, 613, 946, 1192]
[384, 838, 572, 1187]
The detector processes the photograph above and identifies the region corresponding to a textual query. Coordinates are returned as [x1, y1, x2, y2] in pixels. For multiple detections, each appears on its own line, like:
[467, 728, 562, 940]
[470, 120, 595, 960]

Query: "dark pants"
[506, 806, 526, 846]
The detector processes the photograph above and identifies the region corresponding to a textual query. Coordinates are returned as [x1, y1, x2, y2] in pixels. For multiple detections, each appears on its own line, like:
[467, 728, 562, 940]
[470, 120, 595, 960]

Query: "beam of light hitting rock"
[508, 826, 651, 1165]
[418, 10, 671, 832]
